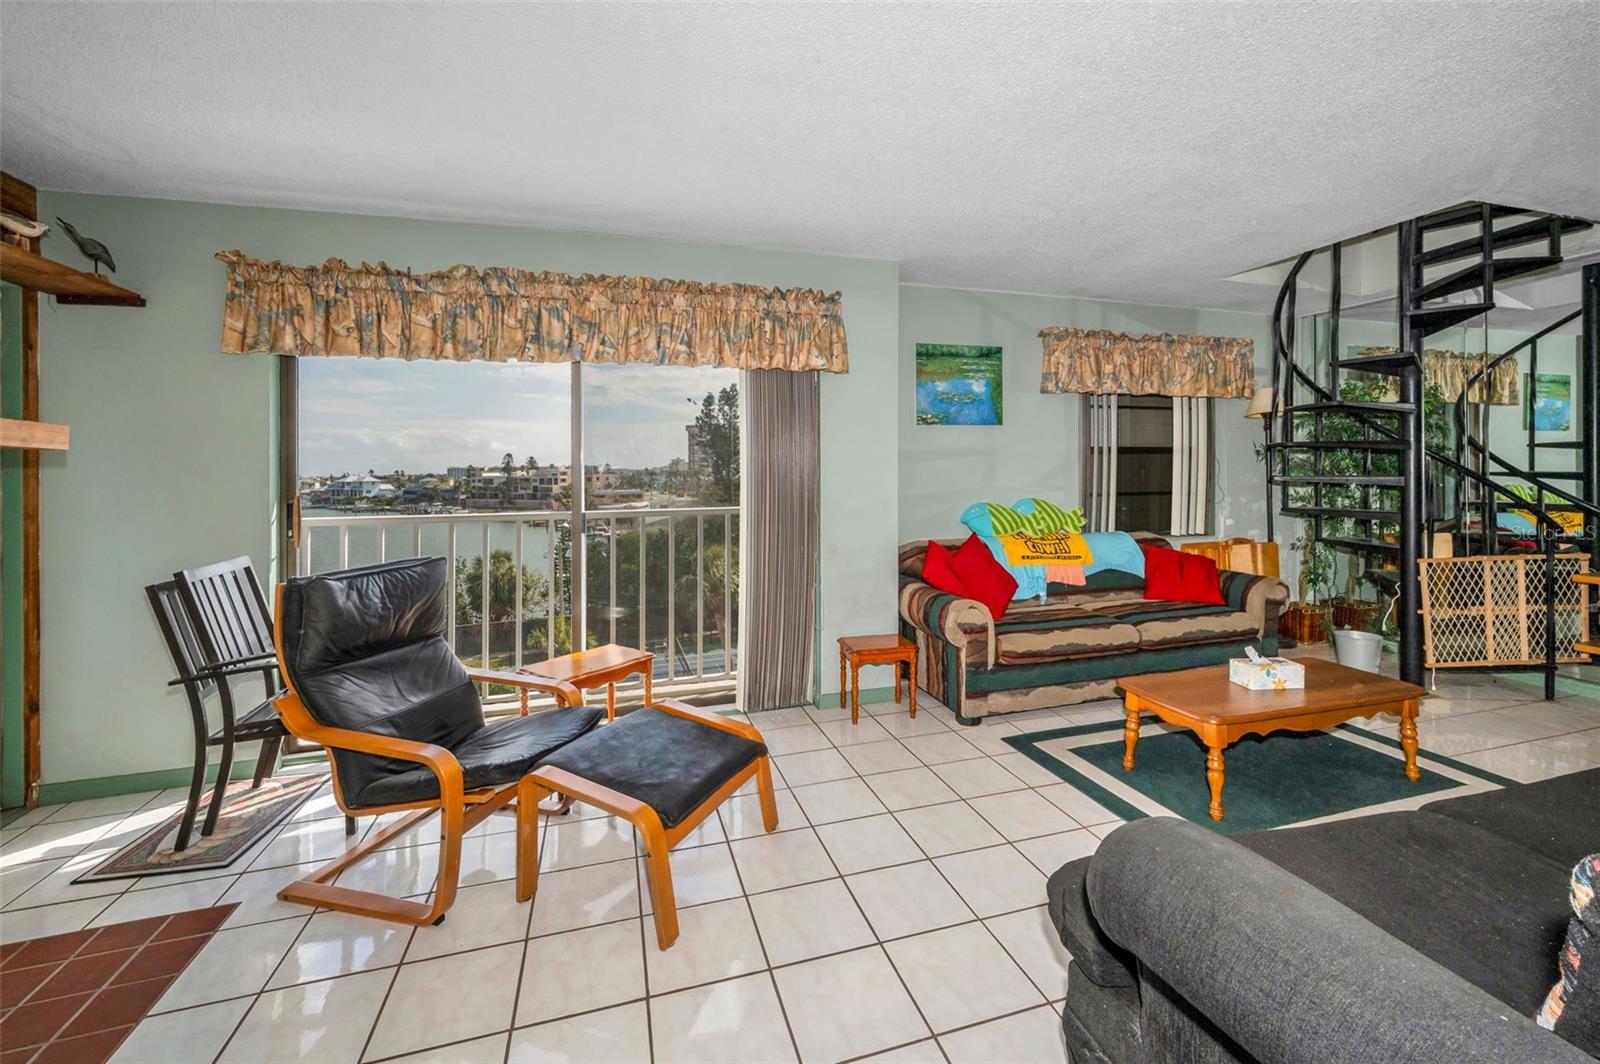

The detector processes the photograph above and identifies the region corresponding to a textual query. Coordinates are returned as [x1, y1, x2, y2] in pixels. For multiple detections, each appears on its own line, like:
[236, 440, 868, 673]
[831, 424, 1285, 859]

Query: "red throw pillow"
[921, 541, 970, 598]
[950, 534, 1019, 620]
[1177, 550, 1226, 605]
[1141, 545, 1182, 602]
[1142, 545, 1225, 605]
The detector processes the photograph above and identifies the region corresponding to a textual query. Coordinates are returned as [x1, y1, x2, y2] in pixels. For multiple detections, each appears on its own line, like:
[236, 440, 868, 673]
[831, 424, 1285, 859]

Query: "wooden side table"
[838, 635, 917, 725]
[516, 643, 654, 722]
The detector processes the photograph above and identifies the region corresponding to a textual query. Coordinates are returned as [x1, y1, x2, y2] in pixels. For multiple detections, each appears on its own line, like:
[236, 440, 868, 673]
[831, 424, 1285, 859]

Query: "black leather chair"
[271, 556, 598, 926]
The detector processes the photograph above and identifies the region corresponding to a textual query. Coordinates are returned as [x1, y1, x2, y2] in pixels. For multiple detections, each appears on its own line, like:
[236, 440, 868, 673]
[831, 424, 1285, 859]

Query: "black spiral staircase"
[1267, 203, 1599, 696]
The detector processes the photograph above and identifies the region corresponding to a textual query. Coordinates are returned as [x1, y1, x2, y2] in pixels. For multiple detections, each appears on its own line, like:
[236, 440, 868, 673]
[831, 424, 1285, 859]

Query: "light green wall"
[896, 284, 1277, 545]
[35, 191, 900, 789]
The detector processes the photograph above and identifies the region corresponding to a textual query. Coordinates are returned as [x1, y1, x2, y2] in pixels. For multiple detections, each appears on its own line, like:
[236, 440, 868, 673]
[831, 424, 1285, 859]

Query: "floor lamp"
[1246, 387, 1277, 541]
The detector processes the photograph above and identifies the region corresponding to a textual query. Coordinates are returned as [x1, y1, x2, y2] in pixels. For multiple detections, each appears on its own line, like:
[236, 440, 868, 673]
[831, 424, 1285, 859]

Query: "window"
[1083, 395, 1213, 535]
[288, 357, 740, 698]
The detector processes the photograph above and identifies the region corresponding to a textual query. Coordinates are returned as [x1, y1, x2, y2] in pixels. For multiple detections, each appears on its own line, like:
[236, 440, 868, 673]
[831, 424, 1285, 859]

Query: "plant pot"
[1329, 600, 1379, 632]
[1279, 603, 1328, 644]
[1332, 629, 1384, 673]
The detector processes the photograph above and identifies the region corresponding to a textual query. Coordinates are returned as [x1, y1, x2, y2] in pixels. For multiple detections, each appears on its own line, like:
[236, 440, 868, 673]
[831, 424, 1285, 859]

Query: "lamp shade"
[1245, 387, 1277, 419]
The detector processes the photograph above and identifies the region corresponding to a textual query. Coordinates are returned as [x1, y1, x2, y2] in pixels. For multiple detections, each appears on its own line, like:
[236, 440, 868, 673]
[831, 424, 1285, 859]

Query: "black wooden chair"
[146, 577, 291, 851]
[150, 556, 355, 851]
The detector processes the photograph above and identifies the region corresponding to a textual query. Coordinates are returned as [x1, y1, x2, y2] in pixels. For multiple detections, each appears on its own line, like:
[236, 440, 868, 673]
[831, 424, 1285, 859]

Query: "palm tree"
[500, 453, 516, 508]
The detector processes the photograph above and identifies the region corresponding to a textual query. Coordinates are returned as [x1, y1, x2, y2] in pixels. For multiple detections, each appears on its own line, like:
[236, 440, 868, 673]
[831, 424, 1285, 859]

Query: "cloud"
[296, 358, 737, 476]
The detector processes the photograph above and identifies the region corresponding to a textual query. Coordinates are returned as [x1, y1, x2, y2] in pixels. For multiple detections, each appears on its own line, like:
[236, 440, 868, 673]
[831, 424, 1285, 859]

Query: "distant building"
[400, 477, 443, 502]
[686, 425, 707, 474]
[460, 464, 570, 509]
[326, 474, 395, 500]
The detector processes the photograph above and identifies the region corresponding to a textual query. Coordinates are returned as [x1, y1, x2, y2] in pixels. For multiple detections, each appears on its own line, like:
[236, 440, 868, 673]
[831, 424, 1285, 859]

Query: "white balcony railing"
[297, 507, 739, 701]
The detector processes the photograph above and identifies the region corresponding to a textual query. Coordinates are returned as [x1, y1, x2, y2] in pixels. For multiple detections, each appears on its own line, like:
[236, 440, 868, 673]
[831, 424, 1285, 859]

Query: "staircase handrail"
[1427, 449, 1579, 534]
[1270, 250, 1406, 447]
[1448, 307, 1596, 527]
[1451, 308, 1582, 461]
[1272, 245, 1593, 533]
[1452, 442, 1600, 519]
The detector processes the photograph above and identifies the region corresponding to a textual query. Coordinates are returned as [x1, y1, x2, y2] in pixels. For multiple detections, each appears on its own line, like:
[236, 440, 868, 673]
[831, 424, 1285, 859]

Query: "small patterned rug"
[1004, 719, 1515, 834]
[0, 903, 236, 1064]
[73, 773, 325, 882]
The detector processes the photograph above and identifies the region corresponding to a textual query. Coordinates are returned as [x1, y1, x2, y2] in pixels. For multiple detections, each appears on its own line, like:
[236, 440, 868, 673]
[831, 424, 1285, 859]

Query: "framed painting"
[916, 344, 1003, 425]
[1523, 372, 1571, 431]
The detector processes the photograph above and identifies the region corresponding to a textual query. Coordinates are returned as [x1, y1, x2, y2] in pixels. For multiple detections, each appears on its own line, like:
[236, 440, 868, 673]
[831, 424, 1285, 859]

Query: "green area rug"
[1005, 720, 1514, 834]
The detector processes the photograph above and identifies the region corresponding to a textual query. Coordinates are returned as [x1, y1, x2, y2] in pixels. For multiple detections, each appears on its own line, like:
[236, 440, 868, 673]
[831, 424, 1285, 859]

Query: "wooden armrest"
[271, 691, 464, 799]
[651, 698, 765, 744]
[464, 668, 582, 708]
[530, 765, 654, 823]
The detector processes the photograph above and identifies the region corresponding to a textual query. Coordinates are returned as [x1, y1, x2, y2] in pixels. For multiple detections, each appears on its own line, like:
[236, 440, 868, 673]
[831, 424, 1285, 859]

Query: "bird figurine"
[0, 210, 49, 246]
[55, 217, 116, 274]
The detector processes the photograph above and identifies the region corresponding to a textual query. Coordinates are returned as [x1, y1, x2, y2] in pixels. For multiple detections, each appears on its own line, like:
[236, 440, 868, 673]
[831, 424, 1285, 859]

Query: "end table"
[837, 635, 917, 725]
[515, 643, 654, 722]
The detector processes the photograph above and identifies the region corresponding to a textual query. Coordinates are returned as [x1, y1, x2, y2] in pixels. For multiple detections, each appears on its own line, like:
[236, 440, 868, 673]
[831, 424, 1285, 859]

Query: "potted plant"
[1329, 553, 1381, 631]
[1280, 530, 1334, 644]
[1279, 375, 1452, 636]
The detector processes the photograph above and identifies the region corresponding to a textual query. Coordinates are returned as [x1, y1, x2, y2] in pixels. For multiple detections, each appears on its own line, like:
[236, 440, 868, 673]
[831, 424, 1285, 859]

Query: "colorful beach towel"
[960, 499, 1091, 601]
[996, 530, 1095, 566]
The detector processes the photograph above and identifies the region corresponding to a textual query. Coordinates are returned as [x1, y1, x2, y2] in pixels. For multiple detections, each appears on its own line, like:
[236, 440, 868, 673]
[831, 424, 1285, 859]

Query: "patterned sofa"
[897, 534, 1289, 724]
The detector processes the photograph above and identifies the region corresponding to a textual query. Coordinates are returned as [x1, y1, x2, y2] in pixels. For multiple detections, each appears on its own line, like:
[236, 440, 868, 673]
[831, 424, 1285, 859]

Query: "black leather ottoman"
[516, 699, 778, 949]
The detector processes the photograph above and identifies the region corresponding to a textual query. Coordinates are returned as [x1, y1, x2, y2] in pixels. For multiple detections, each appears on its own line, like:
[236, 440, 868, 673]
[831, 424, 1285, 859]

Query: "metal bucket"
[1332, 629, 1384, 673]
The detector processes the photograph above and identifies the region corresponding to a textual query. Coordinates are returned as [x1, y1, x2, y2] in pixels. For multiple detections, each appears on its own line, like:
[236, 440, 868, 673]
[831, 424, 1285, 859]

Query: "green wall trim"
[35, 758, 265, 806]
[816, 685, 898, 708]
[1, 283, 25, 809]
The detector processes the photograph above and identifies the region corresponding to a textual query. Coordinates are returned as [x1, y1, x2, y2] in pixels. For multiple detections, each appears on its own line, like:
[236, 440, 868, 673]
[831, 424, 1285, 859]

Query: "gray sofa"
[1049, 768, 1600, 1062]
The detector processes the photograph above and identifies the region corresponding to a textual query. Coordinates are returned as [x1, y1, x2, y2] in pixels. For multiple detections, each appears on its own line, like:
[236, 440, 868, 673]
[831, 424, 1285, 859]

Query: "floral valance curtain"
[1038, 327, 1255, 398]
[1349, 348, 1518, 406]
[214, 251, 849, 373]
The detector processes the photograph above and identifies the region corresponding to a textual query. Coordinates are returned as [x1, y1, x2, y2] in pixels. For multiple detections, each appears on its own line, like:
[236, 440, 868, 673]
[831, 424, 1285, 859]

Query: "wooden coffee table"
[516, 643, 654, 721]
[1118, 658, 1425, 821]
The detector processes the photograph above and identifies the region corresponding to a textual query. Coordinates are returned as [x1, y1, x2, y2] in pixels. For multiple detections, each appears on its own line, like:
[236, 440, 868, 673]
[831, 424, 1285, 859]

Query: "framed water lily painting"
[916, 343, 1003, 425]
[1523, 372, 1571, 431]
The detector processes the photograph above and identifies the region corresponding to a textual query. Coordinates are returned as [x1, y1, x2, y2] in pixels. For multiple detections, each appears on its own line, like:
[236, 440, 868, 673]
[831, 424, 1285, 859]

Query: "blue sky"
[298, 358, 737, 477]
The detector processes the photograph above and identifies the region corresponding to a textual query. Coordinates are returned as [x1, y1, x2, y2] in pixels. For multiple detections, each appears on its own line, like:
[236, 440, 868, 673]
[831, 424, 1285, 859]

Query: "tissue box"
[1229, 656, 1305, 691]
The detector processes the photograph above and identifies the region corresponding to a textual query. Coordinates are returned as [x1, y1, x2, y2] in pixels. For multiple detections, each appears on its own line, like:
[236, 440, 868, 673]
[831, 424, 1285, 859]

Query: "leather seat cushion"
[353, 707, 603, 808]
[538, 708, 766, 829]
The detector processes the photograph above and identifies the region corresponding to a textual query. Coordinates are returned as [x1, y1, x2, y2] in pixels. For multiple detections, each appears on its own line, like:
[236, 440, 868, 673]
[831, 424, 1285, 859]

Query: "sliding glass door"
[581, 365, 740, 686]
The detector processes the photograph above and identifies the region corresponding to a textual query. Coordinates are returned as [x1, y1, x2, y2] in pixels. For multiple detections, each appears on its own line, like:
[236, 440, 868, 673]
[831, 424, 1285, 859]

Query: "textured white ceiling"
[2, 1, 1596, 312]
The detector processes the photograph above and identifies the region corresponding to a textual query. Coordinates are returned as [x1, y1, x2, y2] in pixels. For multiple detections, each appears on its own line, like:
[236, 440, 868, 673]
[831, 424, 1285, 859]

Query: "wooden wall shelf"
[0, 417, 69, 451]
[0, 244, 145, 307]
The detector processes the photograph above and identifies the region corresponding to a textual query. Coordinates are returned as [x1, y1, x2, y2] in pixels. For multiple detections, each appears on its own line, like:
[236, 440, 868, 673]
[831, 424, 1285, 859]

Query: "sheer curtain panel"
[742, 370, 820, 710]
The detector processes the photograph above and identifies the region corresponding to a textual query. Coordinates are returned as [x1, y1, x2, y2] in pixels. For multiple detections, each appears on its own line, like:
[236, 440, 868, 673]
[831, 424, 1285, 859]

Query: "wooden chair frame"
[516, 698, 778, 950]
[270, 584, 583, 927]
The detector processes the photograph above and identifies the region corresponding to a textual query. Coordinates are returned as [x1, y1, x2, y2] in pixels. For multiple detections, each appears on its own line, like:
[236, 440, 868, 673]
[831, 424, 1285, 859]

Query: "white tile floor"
[2, 665, 1597, 1063]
